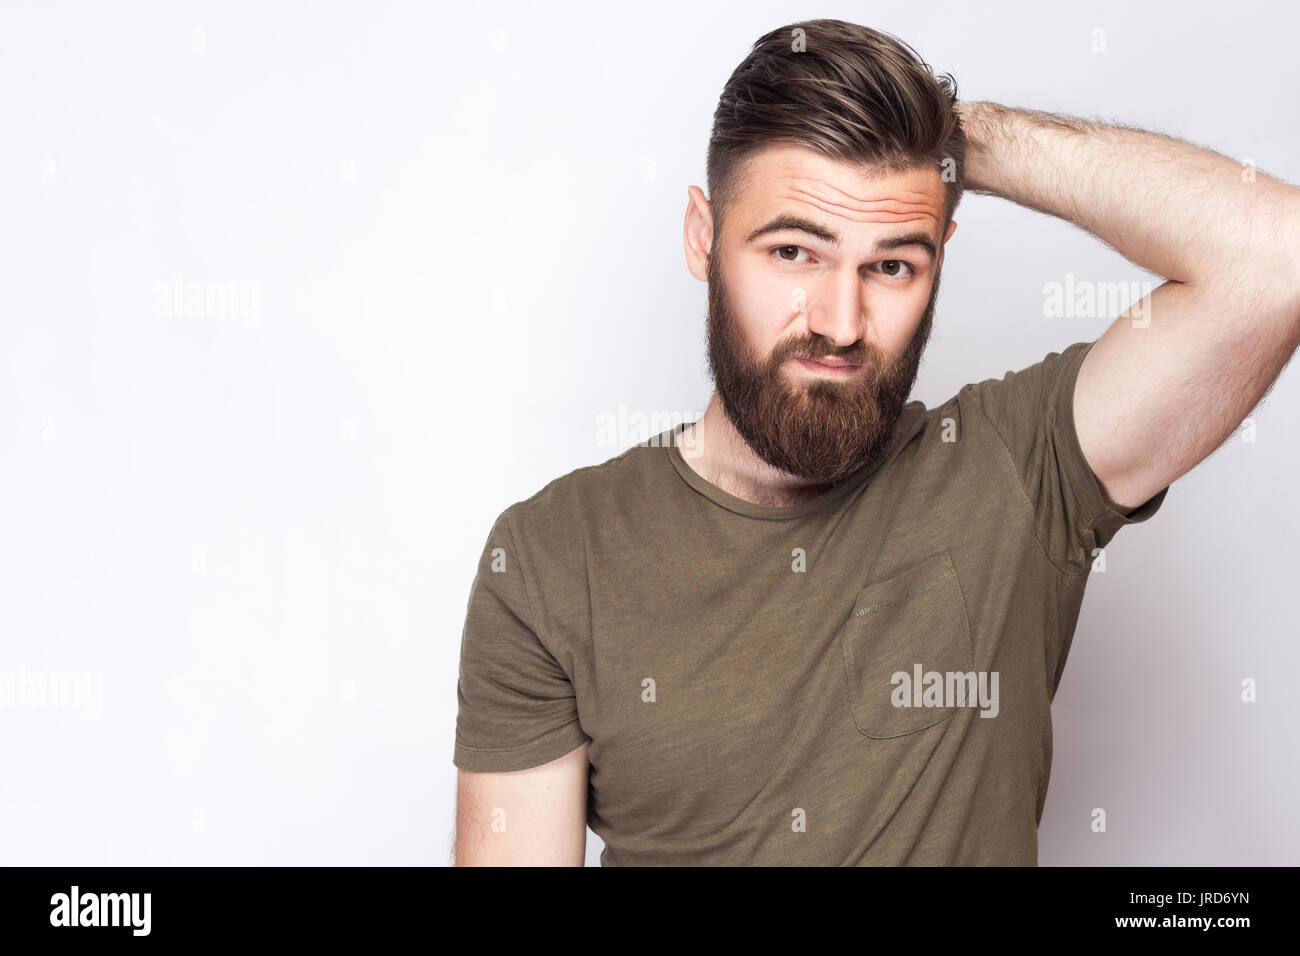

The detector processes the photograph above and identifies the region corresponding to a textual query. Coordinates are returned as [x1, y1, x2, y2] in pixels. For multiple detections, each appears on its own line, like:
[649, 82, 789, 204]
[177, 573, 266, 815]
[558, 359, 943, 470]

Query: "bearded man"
[451, 18, 1300, 865]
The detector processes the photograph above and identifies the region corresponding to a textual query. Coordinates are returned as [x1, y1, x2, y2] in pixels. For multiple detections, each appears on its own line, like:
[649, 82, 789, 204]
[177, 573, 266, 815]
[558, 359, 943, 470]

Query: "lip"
[790, 356, 865, 378]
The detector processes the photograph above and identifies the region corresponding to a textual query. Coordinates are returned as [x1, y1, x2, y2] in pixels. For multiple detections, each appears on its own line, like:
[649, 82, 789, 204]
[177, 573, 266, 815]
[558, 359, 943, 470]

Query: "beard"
[705, 246, 939, 485]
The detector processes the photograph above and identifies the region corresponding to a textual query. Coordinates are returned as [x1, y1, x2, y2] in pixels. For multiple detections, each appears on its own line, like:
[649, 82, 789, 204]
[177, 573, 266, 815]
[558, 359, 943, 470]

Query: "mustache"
[767, 334, 873, 368]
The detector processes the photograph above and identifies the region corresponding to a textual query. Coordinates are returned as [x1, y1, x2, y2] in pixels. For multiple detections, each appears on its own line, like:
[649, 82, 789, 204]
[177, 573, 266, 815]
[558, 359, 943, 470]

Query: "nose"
[803, 274, 866, 349]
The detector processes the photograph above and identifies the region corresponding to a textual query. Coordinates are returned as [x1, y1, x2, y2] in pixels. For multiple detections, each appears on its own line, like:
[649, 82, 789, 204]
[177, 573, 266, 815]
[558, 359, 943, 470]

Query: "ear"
[937, 217, 957, 269]
[683, 185, 714, 281]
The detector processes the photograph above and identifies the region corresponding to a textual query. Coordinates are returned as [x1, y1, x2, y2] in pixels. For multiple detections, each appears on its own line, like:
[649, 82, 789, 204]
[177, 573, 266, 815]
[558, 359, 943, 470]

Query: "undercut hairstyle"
[705, 18, 966, 240]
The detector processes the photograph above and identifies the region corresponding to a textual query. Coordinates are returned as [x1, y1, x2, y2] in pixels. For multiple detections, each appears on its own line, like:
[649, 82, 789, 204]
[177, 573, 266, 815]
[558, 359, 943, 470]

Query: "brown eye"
[777, 246, 800, 261]
[881, 260, 902, 276]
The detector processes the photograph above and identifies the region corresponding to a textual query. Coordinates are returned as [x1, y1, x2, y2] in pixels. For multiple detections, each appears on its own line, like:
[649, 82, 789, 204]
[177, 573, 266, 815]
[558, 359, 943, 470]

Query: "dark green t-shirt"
[453, 340, 1169, 864]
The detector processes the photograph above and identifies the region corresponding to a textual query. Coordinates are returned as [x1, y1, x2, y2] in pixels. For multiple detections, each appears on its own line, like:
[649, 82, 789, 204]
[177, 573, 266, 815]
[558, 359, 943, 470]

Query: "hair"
[705, 19, 965, 240]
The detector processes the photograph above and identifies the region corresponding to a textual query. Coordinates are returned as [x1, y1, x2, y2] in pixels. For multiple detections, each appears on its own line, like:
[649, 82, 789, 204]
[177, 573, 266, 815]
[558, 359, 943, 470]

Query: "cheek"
[868, 283, 932, 350]
[727, 264, 798, 343]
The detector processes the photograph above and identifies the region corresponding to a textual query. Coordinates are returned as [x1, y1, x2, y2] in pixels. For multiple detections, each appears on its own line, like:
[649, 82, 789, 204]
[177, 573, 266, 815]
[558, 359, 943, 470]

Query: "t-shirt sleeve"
[961, 339, 1170, 574]
[453, 509, 590, 772]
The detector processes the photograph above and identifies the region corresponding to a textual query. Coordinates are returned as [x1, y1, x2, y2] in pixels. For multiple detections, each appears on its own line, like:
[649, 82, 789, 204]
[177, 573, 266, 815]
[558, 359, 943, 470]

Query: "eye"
[772, 245, 813, 265]
[877, 259, 915, 278]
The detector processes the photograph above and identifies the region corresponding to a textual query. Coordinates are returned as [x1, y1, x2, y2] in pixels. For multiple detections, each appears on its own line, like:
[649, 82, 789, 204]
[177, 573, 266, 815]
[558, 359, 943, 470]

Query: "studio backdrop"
[3, 0, 1297, 865]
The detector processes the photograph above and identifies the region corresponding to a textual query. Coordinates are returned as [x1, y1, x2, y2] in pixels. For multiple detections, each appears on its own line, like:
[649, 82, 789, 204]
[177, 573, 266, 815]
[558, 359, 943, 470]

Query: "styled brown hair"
[706, 19, 965, 238]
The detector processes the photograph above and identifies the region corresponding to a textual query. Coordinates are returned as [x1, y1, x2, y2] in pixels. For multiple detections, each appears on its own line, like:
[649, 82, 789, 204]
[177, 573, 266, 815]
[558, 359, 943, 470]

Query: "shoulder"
[498, 435, 669, 549]
[911, 342, 1094, 443]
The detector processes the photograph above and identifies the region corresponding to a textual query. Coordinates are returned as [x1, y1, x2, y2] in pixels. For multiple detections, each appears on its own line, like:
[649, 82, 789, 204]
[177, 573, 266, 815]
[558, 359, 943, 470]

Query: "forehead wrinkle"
[781, 187, 940, 226]
[789, 177, 941, 206]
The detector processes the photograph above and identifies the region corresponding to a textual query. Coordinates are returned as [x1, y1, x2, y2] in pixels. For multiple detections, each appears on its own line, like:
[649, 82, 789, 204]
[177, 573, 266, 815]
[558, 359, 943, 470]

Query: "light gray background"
[3, 0, 1296, 865]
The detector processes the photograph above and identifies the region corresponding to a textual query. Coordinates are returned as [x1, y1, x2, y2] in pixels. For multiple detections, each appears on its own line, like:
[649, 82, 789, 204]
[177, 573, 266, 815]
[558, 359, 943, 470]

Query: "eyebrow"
[744, 214, 937, 262]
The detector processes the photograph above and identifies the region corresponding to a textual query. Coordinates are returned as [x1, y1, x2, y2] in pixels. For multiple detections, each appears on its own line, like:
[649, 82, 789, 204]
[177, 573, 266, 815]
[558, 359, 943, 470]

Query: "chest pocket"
[838, 549, 974, 738]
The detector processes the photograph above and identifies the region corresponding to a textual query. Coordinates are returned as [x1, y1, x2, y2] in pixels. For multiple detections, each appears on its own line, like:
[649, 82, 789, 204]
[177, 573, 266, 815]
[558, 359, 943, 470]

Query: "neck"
[678, 392, 833, 507]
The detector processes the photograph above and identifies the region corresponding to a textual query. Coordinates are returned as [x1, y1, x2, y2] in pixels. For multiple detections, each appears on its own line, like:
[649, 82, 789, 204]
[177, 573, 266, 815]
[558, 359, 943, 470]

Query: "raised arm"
[957, 101, 1300, 513]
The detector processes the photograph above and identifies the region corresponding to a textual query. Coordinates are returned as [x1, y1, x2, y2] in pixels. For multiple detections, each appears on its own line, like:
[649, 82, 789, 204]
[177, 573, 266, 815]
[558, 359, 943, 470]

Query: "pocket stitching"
[851, 566, 956, 618]
[839, 550, 975, 739]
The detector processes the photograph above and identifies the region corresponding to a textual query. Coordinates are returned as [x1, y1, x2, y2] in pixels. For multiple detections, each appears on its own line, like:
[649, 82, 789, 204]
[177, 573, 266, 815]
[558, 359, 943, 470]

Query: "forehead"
[731, 143, 946, 235]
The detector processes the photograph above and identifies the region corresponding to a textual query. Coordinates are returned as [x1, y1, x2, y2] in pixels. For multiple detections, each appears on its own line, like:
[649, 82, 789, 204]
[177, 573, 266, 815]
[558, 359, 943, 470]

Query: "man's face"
[701, 144, 956, 484]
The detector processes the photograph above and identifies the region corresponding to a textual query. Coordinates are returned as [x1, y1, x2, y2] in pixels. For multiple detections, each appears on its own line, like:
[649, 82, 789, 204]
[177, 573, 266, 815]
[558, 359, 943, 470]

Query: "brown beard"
[705, 244, 939, 485]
